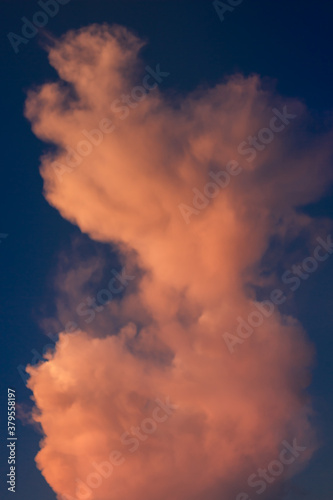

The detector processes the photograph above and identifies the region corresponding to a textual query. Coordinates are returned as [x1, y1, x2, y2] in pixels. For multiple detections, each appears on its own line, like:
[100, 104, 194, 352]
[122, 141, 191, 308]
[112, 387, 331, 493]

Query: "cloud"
[25, 24, 333, 500]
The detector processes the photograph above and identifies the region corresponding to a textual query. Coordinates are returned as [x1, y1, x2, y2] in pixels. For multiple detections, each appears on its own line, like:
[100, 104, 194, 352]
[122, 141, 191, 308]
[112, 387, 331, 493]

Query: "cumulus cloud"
[25, 24, 333, 500]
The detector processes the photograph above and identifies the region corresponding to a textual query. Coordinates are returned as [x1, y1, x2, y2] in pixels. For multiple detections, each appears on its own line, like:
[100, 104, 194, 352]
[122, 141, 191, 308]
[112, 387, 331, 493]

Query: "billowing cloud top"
[25, 25, 333, 500]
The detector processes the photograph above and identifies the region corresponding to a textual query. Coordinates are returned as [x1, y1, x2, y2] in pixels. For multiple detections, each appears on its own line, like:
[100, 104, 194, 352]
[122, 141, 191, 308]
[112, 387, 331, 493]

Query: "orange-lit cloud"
[25, 24, 333, 500]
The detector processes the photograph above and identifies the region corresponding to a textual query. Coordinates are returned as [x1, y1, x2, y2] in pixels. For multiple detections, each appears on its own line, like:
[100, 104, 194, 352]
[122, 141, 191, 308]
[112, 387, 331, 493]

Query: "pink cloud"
[25, 24, 333, 500]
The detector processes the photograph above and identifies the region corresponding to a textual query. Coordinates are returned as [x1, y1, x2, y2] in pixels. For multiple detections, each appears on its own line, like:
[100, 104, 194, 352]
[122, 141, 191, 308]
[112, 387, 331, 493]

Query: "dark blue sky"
[1, 1, 333, 499]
